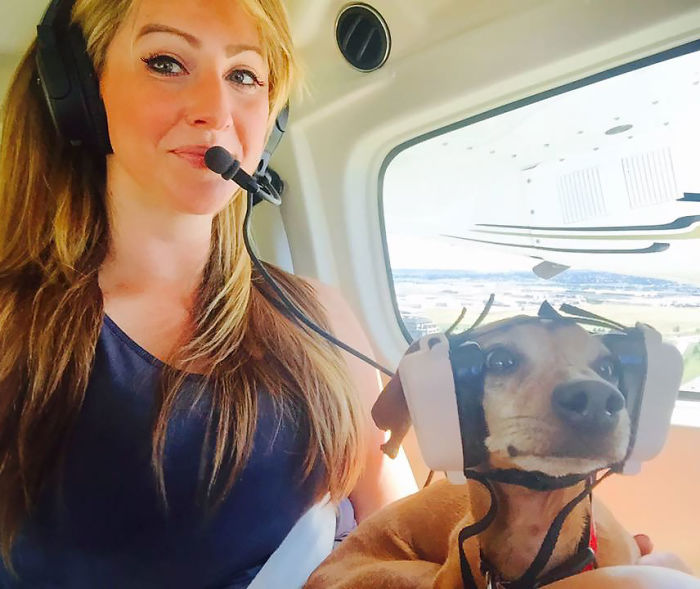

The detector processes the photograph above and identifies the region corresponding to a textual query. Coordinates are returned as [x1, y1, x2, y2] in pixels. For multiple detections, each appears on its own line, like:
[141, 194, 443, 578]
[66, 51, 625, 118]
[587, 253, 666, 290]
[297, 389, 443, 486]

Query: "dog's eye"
[485, 347, 518, 374]
[595, 357, 618, 382]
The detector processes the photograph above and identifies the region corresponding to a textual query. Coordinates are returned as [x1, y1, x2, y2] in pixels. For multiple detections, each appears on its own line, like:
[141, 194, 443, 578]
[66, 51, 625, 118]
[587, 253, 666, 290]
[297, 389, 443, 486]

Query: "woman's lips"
[171, 146, 242, 174]
[171, 149, 210, 169]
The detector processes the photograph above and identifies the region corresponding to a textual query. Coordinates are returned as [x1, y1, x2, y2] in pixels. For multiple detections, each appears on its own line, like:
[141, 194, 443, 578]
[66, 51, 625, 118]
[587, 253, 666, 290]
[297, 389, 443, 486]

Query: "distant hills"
[393, 269, 698, 293]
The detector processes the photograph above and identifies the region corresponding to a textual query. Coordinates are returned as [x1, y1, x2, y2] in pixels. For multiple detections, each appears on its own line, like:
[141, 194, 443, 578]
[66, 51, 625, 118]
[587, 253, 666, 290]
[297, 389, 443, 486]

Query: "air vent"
[621, 147, 678, 209]
[336, 4, 390, 72]
[557, 167, 607, 224]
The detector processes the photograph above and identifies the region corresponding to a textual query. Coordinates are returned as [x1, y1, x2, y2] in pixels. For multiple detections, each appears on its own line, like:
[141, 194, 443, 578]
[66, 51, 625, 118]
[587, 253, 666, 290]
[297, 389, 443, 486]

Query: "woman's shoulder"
[264, 269, 341, 309]
[298, 276, 368, 348]
[301, 276, 343, 308]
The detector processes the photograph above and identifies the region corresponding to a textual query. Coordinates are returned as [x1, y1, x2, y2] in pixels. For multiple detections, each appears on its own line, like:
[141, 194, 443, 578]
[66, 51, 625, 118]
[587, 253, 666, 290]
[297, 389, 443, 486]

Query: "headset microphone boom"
[204, 146, 280, 206]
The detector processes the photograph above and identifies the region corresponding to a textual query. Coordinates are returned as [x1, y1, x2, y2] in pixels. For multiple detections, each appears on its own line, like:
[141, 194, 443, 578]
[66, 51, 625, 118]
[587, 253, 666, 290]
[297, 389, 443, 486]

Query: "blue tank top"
[0, 315, 324, 588]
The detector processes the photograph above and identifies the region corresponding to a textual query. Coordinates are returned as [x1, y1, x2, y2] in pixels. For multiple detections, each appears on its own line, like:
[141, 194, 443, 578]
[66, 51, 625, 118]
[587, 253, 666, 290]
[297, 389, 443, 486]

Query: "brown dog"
[306, 317, 641, 588]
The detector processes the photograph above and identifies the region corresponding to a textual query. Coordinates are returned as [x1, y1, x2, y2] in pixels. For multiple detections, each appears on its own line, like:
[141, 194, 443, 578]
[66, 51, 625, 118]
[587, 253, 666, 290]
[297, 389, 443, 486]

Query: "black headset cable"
[241, 189, 395, 378]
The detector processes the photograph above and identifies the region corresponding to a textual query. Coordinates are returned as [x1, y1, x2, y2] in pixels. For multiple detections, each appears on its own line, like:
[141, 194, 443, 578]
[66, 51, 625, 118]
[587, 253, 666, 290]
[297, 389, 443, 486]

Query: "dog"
[306, 316, 641, 588]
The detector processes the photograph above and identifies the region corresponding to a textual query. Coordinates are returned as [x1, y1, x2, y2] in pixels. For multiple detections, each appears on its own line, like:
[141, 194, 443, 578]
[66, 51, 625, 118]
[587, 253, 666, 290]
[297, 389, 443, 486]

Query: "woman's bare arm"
[546, 566, 700, 588]
[551, 497, 695, 586]
[310, 280, 418, 521]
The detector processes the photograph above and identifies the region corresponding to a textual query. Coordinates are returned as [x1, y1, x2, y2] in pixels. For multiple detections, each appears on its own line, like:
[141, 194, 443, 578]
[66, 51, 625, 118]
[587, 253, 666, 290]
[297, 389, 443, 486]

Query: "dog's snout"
[552, 380, 625, 433]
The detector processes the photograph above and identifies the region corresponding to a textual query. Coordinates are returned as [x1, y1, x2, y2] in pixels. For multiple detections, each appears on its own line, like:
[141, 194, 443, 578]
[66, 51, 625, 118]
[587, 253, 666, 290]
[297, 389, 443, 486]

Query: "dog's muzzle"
[552, 379, 625, 434]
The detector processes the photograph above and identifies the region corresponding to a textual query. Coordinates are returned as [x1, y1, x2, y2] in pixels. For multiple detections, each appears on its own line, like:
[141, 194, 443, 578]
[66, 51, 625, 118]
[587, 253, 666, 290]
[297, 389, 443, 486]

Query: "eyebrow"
[136, 24, 263, 58]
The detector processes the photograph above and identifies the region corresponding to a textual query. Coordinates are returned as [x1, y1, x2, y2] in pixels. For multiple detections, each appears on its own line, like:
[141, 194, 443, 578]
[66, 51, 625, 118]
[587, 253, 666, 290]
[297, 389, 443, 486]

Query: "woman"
[0, 0, 413, 586]
[0, 0, 694, 588]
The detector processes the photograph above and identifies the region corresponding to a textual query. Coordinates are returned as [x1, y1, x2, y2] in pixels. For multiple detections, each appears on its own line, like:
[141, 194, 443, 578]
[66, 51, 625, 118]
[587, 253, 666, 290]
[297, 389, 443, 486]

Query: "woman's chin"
[167, 182, 241, 217]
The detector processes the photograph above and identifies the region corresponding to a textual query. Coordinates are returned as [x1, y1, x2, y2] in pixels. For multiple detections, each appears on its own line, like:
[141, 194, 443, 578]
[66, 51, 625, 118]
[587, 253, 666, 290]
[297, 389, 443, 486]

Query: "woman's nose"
[184, 72, 234, 131]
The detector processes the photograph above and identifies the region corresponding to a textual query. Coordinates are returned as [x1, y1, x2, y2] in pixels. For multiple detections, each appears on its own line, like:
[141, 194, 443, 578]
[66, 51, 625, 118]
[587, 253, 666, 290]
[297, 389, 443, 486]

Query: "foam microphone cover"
[204, 146, 239, 179]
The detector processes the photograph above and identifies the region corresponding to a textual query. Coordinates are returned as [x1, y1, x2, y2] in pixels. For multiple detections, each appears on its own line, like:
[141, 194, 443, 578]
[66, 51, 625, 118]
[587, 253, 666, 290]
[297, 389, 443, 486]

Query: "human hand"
[634, 534, 694, 575]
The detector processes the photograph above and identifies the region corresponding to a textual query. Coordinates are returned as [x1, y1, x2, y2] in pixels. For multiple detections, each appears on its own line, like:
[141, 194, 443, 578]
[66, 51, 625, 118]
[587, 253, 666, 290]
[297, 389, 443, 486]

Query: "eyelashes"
[141, 54, 184, 76]
[140, 53, 265, 88]
[228, 69, 264, 87]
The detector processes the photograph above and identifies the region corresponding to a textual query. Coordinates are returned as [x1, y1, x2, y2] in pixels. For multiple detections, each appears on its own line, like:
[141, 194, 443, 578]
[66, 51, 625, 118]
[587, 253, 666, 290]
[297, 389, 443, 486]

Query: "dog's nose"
[552, 380, 625, 433]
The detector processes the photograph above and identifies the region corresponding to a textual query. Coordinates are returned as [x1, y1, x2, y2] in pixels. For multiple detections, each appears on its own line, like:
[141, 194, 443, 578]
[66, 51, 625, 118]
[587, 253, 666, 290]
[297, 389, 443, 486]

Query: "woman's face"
[100, 0, 270, 216]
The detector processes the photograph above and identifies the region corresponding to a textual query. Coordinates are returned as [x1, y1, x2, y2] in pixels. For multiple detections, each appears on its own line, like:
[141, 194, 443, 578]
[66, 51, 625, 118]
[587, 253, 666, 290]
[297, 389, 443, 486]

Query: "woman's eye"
[228, 69, 261, 87]
[141, 55, 185, 76]
[596, 358, 618, 382]
[485, 347, 518, 374]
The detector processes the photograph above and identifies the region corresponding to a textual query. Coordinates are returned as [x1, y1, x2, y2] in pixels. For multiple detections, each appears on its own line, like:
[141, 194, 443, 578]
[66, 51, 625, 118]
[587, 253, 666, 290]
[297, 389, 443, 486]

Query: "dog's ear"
[372, 371, 412, 459]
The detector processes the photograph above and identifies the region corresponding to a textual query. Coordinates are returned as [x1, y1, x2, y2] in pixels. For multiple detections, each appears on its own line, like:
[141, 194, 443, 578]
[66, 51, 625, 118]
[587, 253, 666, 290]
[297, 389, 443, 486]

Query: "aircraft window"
[380, 42, 700, 408]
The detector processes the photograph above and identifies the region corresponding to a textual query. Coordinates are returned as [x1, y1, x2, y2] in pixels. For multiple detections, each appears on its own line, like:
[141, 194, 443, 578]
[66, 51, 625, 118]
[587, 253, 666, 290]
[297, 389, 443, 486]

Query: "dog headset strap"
[516, 472, 611, 587]
[458, 470, 498, 589]
[459, 472, 608, 589]
[530, 507, 597, 587]
[515, 482, 592, 586]
[483, 469, 589, 491]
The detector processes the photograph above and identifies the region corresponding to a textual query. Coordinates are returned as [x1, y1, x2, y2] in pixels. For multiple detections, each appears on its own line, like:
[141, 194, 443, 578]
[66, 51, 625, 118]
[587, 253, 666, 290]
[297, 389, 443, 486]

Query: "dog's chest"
[479, 496, 584, 581]
[485, 526, 547, 578]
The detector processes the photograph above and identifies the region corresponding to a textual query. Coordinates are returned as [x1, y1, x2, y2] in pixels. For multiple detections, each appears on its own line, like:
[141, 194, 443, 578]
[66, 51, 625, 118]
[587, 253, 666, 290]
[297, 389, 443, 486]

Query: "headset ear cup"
[398, 334, 465, 472]
[35, 0, 111, 154]
[600, 332, 646, 457]
[67, 25, 111, 153]
[602, 327, 682, 474]
[450, 343, 488, 468]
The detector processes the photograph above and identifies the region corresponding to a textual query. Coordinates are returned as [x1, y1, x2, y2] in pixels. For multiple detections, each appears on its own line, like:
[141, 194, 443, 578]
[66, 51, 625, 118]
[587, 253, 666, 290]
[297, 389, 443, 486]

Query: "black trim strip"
[475, 215, 700, 233]
[680, 193, 700, 202]
[443, 234, 670, 254]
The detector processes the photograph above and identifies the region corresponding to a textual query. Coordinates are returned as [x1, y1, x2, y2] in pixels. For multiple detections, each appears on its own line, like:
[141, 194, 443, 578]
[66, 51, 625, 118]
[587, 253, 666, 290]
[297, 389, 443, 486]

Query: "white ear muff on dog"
[397, 334, 464, 479]
[605, 323, 684, 474]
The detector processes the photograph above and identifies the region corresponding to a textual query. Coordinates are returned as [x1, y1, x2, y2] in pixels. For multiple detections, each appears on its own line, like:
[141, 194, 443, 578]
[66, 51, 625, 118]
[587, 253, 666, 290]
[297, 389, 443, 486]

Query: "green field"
[418, 302, 700, 338]
[684, 344, 700, 383]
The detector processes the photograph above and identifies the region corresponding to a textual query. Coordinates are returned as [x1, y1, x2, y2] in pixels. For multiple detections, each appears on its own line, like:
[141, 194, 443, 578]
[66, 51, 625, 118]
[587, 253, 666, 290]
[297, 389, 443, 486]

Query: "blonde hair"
[0, 0, 363, 567]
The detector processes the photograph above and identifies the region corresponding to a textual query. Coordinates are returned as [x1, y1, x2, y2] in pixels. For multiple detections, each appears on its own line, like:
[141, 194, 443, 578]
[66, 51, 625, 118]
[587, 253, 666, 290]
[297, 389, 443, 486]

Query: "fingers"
[634, 533, 654, 556]
[633, 534, 694, 575]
